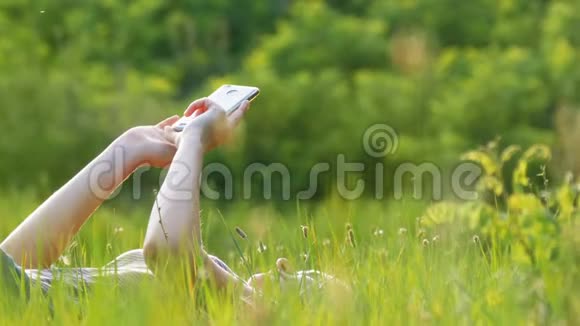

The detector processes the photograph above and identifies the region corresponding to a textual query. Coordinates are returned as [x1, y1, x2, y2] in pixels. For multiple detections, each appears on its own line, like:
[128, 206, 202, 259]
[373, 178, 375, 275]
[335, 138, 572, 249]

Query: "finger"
[194, 99, 225, 118]
[228, 100, 250, 128]
[156, 115, 180, 128]
[184, 97, 209, 117]
[192, 105, 208, 118]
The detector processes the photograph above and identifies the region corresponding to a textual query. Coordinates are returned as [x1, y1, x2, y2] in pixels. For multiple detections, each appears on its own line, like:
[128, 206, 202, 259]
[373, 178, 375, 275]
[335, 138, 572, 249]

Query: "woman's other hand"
[120, 115, 181, 168]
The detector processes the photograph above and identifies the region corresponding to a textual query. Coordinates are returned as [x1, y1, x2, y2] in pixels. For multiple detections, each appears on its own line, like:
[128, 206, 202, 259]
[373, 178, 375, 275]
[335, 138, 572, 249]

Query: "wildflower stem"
[216, 210, 255, 280]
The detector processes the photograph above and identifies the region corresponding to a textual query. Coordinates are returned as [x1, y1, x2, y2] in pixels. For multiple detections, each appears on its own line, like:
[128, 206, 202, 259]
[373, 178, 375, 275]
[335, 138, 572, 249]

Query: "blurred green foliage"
[1, 0, 580, 197]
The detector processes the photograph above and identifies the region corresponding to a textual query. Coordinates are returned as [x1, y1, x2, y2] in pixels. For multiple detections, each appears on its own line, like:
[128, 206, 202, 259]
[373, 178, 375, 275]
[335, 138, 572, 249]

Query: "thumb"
[157, 115, 180, 128]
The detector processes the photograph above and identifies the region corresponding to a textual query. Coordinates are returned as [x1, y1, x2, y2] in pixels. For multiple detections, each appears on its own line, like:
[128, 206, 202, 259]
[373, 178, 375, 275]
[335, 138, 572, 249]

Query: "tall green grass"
[0, 187, 577, 324]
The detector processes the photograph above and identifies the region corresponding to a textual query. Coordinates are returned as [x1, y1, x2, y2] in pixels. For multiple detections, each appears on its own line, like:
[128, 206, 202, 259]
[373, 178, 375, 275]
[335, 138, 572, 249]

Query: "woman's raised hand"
[171, 97, 250, 152]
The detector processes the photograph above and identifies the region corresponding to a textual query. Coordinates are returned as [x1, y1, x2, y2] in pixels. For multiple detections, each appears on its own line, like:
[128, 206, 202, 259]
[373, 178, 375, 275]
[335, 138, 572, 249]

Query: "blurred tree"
[217, 0, 579, 198]
[0, 0, 286, 188]
[1, 0, 579, 200]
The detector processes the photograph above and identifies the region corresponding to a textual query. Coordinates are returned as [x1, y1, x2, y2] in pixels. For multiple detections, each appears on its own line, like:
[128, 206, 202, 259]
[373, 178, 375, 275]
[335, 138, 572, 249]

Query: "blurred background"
[1, 3, 578, 321]
[1, 0, 580, 202]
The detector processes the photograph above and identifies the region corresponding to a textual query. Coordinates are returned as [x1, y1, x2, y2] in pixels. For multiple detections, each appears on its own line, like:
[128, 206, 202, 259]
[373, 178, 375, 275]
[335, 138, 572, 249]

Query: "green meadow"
[0, 143, 578, 324]
[1, 0, 580, 324]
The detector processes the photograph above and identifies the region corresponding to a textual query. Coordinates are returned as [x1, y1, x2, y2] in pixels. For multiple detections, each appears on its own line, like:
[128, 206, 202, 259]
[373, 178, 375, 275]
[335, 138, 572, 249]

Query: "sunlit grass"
[0, 191, 577, 324]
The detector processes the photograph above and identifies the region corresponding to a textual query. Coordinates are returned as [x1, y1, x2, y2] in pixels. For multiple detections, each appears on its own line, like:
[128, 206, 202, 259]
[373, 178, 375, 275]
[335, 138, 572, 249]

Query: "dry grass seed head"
[301, 225, 309, 239]
[235, 226, 248, 239]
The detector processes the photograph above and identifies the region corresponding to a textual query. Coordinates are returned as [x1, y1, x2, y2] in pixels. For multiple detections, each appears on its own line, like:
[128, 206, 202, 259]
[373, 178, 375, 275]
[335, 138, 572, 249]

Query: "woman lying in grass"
[0, 98, 344, 304]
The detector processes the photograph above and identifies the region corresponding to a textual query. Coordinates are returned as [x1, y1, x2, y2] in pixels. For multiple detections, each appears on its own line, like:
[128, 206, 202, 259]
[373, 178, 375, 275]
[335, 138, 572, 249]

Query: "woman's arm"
[143, 131, 205, 257]
[0, 116, 181, 268]
[143, 98, 254, 297]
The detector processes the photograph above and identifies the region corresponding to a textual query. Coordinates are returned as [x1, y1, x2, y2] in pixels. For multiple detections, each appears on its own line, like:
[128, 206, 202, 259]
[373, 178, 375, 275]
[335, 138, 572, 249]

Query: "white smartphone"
[173, 84, 260, 132]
